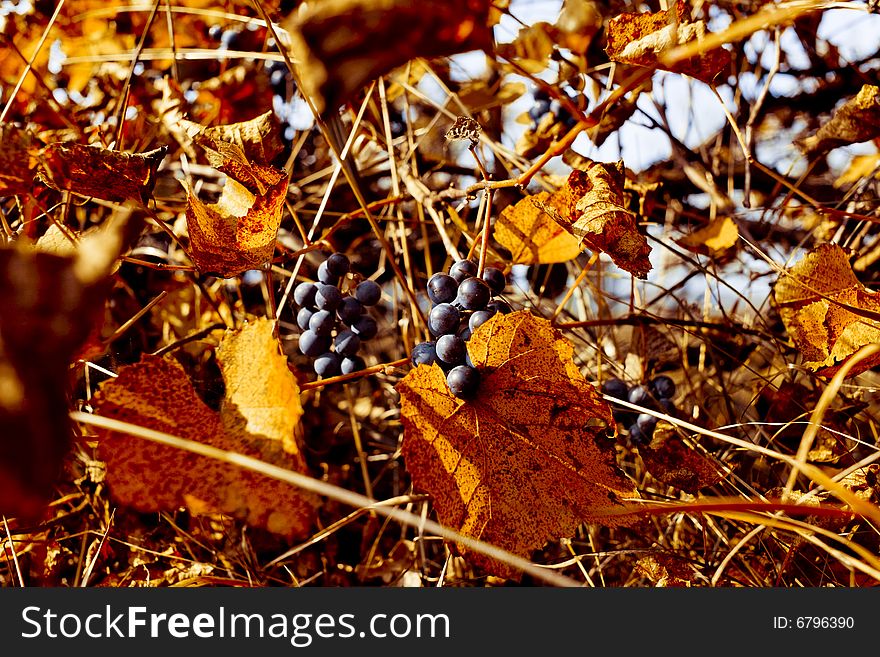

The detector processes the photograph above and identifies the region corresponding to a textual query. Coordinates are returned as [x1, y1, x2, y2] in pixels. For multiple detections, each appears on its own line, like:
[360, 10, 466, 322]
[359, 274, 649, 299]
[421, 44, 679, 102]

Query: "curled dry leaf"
[637, 423, 724, 494]
[536, 162, 652, 278]
[397, 311, 637, 578]
[0, 122, 40, 195]
[676, 216, 739, 256]
[180, 110, 284, 170]
[774, 243, 880, 377]
[284, 0, 492, 116]
[800, 85, 880, 155]
[36, 143, 167, 203]
[494, 192, 582, 264]
[92, 318, 316, 539]
[635, 552, 701, 587]
[0, 213, 137, 518]
[605, 0, 731, 84]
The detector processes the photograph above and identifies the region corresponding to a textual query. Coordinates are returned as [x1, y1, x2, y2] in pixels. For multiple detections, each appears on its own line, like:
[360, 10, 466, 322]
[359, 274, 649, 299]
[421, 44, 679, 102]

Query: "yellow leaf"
[676, 216, 739, 256]
[801, 85, 880, 155]
[834, 153, 880, 189]
[494, 192, 582, 264]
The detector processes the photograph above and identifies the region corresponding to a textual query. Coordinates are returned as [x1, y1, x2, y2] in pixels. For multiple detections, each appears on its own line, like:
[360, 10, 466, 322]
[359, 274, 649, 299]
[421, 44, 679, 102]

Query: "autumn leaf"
[536, 162, 652, 278]
[397, 311, 637, 577]
[605, 0, 731, 84]
[496, 22, 557, 73]
[36, 143, 167, 203]
[92, 318, 317, 539]
[0, 122, 40, 196]
[774, 243, 880, 377]
[283, 0, 493, 116]
[676, 216, 739, 256]
[637, 423, 724, 494]
[800, 85, 880, 155]
[0, 213, 137, 518]
[494, 192, 582, 264]
[180, 110, 285, 171]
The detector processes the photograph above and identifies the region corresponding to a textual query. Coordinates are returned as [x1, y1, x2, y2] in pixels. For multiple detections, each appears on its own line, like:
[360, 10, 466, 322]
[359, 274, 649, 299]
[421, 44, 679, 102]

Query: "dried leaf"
[184, 162, 289, 279]
[36, 143, 167, 203]
[397, 311, 636, 577]
[801, 85, 880, 155]
[537, 163, 652, 278]
[554, 0, 603, 56]
[496, 22, 557, 73]
[834, 153, 880, 189]
[494, 192, 582, 264]
[92, 318, 316, 539]
[284, 0, 493, 116]
[457, 80, 526, 112]
[180, 111, 284, 169]
[676, 216, 739, 256]
[605, 1, 731, 84]
[774, 243, 880, 376]
[635, 552, 700, 587]
[0, 214, 137, 518]
[0, 122, 40, 195]
[637, 423, 724, 493]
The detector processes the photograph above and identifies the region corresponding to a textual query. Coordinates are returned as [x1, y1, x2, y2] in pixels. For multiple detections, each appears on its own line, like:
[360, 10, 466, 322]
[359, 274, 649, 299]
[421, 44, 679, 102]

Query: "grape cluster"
[292, 253, 381, 378]
[601, 375, 678, 446]
[529, 88, 579, 131]
[410, 259, 510, 399]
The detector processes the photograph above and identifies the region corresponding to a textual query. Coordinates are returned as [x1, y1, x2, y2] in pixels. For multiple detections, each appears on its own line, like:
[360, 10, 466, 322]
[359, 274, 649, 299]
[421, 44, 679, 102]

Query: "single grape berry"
[317, 260, 339, 285]
[426, 273, 458, 304]
[628, 385, 651, 406]
[428, 303, 460, 336]
[341, 355, 365, 375]
[436, 334, 466, 366]
[659, 398, 677, 416]
[314, 352, 341, 377]
[458, 326, 472, 341]
[293, 282, 318, 308]
[351, 315, 378, 340]
[481, 267, 507, 294]
[325, 252, 350, 277]
[411, 341, 437, 367]
[456, 277, 491, 311]
[469, 309, 496, 332]
[355, 280, 381, 306]
[299, 330, 331, 357]
[446, 365, 480, 399]
[650, 375, 676, 400]
[208, 24, 223, 40]
[486, 299, 512, 315]
[335, 330, 361, 357]
[336, 297, 364, 325]
[637, 413, 658, 434]
[601, 378, 629, 401]
[296, 307, 314, 331]
[449, 259, 478, 283]
[308, 309, 336, 335]
[315, 284, 343, 311]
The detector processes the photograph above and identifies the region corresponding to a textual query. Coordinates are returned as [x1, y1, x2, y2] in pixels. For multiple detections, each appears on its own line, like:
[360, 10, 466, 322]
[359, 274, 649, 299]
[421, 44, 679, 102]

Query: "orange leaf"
[676, 216, 739, 256]
[774, 243, 880, 377]
[0, 122, 40, 196]
[181, 110, 285, 172]
[636, 423, 724, 494]
[397, 311, 637, 577]
[36, 143, 167, 203]
[800, 85, 880, 155]
[494, 192, 582, 264]
[605, 1, 731, 84]
[283, 0, 493, 116]
[92, 318, 317, 539]
[536, 162, 652, 278]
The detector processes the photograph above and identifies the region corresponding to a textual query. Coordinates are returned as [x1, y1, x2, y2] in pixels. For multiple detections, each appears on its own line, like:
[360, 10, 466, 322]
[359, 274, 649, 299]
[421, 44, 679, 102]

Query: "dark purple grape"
[469, 309, 496, 332]
[458, 326, 472, 341]
[341, 355, 365, 374]
[220, 29, 243, 50]
[481, 267, 506, 294]
[650, 375, 676, 400]
[355, 280, 381, 306]
[628, 385, 651, 406]
[317, 260, 339, 285]
[529, 100, 551, 123]
[293, 282, 318, 308]
[411, 341, 437, 367]
[436, 334, 466, 366]
[208, 24, 223, 40]
[308, 309, 335, 335]
[315, 284, 342, 311]
[336, 297, 363, 324]
[428, 303, 460, 336]
[446, 365, 480, 399]
[486, 299, 512, 315]
[659, 398, 677, 417]
[314, 352, 341, 377]
[637, 413, 658, 434]
[325, 252, 350, 277]
[427, 273, 458, 304]
[629, 423, 648, 445]
[456, 277, 491, 311]
[601, 378, 629, 401]
[299, 330, 331, 357]
[449, 259, 478, 283]
[296, 307, 314, 331]
[335, 330, 361, 357]
[351, 315, 378, 340]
